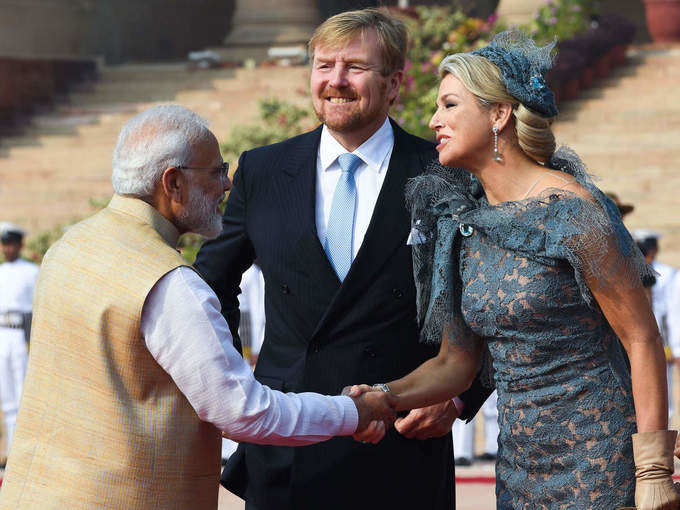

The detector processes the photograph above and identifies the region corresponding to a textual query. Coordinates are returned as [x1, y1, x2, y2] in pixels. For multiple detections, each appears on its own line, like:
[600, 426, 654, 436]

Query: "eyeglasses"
[177, 161, 229, 180]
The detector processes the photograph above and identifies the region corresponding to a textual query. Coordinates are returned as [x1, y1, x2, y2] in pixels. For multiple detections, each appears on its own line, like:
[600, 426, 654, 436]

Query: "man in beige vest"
[0, 105, 394, 509]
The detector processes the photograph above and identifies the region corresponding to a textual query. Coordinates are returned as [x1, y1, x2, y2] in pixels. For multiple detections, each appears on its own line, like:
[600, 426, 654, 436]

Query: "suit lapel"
[311, 120, 427, 339]
[283, 126, 342, 294]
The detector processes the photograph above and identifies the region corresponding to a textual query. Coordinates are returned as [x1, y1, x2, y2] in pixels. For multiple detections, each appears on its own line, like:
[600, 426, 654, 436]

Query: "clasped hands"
[344, 384, 459, 444]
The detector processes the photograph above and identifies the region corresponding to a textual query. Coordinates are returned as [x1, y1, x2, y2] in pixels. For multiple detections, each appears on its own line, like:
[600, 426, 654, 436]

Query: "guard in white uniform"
[0, 223, 38, 454]
[453, 390, 499, 465]
[633, 229, 678, 416]
[668, 271, 680, 381]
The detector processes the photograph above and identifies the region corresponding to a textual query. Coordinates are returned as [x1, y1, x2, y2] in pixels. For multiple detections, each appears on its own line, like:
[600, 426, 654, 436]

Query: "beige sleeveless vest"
[0, 195, 221, 509]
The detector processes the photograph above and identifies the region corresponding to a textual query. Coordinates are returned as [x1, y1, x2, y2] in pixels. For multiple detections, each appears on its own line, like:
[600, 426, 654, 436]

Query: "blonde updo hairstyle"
[439, 53, 556, 164]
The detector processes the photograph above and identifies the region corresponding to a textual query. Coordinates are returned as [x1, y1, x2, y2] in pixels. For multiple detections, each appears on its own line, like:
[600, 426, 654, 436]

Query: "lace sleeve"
[542, 147, 655, 306]
[543, 192, 654, 308]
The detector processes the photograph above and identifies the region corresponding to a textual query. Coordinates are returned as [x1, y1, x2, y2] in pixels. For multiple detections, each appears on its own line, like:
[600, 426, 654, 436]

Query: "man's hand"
[394, 400, 459, 440]
[352, 390, 396, 433]
[353, 420, 387, 444]
[342, 385, 459, 441]
[344, 385, 395, 444]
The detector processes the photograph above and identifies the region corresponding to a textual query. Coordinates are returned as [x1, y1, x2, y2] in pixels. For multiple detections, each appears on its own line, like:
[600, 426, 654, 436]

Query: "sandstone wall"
[0, 0, 236, 63]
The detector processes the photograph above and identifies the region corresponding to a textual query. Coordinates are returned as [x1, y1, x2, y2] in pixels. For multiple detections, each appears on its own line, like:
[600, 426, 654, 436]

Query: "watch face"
[372, 383, 390, 393]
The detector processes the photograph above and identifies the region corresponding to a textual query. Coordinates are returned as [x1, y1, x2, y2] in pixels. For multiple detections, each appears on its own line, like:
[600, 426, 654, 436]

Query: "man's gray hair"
[112, 104, 213, 197]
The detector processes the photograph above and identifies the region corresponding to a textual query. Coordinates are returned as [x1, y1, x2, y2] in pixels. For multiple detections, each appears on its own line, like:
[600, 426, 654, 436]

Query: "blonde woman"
[351, 31, 677, 509]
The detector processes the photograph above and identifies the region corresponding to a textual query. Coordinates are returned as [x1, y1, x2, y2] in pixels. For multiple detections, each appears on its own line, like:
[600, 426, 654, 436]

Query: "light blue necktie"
[325, 153, 362, 281]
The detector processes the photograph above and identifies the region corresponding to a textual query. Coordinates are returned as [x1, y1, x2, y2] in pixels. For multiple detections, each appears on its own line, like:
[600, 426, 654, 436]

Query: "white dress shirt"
[0, 258, 39, 313]
[316, 117, 394, 258]
[140, 266, 358, 445]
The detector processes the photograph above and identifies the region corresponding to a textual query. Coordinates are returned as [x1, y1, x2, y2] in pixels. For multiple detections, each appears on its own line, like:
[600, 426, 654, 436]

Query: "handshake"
[344, 384, 398, 444]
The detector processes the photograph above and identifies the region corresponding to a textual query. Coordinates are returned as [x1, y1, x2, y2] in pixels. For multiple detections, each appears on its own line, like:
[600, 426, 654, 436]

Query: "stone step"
[0, 61, 311, 235]
[553, 46, 680, 263]
[1, 47, 678, 266]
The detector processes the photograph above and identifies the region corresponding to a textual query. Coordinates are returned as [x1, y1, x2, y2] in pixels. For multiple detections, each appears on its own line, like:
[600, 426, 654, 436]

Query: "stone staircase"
[1, 48, 679, 266]
[553, 46, 680, 266]
[0, 62, 311, 235]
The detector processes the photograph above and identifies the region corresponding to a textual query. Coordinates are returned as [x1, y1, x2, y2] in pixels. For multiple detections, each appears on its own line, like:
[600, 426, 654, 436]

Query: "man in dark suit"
[195, 8, 490, 510]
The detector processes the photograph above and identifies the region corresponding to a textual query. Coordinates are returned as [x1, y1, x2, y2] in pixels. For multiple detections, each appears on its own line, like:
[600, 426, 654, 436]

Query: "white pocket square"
[407, 225, 428, 246]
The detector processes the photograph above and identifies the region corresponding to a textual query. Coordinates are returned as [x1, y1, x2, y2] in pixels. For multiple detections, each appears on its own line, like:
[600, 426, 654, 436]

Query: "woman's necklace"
[520, 173, 548, 200]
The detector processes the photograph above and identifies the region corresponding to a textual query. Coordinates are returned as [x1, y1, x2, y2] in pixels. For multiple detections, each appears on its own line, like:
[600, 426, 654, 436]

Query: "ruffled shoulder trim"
[405, 148, 653, 345]
[405, 162, 479, 348]
[467, 188, 653, 307]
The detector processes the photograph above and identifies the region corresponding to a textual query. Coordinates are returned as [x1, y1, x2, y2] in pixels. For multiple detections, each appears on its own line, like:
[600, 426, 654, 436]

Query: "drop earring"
[492, 125, 502, 162]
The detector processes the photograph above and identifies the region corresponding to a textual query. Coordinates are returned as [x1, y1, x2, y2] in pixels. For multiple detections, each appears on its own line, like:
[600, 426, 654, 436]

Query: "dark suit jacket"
[194, 119, 491, 510]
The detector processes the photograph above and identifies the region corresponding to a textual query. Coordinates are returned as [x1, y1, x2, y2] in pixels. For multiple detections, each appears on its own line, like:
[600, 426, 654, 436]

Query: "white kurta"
[141, 266, 358, 445]
[0, 258, 39, 453]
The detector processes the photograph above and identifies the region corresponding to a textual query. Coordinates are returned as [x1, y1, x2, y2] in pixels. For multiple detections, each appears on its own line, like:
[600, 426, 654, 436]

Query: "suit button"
[281, 284, 290, 294]
[364, 347, 376, 358]
[392, 288, 404, 299]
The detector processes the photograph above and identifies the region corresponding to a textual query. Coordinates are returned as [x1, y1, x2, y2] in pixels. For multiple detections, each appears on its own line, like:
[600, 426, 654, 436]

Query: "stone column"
[0, 0, 92, 59]
[223, 0, 321, 59]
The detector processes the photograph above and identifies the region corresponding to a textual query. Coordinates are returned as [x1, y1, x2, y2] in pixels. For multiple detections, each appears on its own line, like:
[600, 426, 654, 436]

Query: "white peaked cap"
[0, 222, 26, 237]
[631, 229, 662, 242]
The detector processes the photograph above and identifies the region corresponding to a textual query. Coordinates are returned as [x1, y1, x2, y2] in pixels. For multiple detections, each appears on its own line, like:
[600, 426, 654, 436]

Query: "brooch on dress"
[459, 224, 474, 237]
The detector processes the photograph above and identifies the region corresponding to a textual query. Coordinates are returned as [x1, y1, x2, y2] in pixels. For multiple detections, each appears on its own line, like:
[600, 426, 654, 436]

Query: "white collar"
[319, 117, 394, 173]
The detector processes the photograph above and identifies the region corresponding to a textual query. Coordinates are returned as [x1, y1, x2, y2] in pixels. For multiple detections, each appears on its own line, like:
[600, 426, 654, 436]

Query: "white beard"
[178, 185, 222, 239]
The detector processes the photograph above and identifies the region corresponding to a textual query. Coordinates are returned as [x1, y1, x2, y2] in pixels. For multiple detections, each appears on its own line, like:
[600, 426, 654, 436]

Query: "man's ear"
[160, 166, 187, 204]
[387, 69, 404, 105]
[491, 102, 514, 132]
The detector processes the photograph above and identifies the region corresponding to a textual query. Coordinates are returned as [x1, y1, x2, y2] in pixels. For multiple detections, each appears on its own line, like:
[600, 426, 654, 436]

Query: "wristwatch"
[372, 383, 391, 393]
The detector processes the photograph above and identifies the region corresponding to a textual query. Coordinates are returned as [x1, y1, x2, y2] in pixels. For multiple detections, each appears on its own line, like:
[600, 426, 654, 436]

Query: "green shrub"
[221, 98, 316, 162]
[527, 0, 599, 43]
[24, 226, 65, 264]
[178, 233, 205, 264]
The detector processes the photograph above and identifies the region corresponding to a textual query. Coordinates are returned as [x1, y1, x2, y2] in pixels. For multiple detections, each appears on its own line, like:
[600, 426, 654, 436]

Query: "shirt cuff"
[452, 397, 465, 417]
[337, 395, 359, 435]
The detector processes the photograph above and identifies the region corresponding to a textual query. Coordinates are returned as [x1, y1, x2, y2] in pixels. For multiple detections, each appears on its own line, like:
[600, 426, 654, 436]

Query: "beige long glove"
[633, 430, 680, 510]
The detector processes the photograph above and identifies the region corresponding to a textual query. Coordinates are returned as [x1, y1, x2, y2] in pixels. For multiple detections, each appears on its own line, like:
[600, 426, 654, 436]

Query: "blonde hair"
[439, 53, 556, 164]
[308, 8, 408, 76]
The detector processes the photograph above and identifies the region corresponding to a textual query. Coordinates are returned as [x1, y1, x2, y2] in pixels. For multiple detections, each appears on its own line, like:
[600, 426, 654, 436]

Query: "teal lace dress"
[407, 149, 652, 509]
